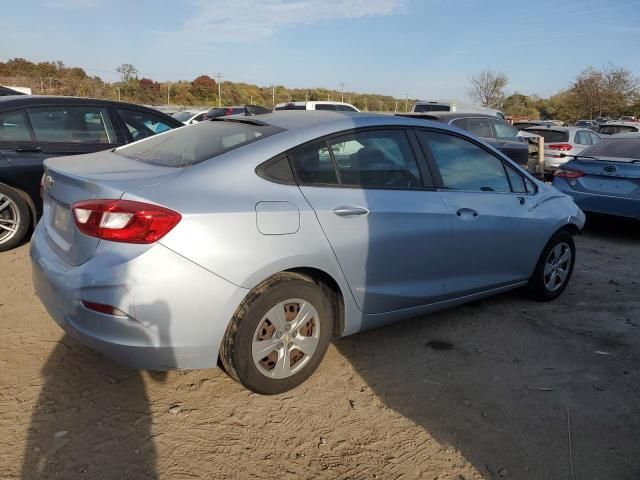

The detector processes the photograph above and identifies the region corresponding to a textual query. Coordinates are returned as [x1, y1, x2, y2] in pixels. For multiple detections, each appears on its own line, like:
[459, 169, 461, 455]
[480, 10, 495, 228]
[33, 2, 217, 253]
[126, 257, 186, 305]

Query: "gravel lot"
[1, 217, 639, 480]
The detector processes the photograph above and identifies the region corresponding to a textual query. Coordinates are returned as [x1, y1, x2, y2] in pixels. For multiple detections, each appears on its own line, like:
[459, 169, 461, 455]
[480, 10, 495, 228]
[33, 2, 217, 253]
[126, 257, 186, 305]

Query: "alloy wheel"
[0, 194, 21, 245]
[543, 242, 572, 292]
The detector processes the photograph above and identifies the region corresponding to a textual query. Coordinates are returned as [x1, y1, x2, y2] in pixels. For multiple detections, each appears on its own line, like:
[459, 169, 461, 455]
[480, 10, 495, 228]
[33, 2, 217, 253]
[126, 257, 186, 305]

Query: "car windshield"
[598, 125, 638, 135]
[414, 104, 451, 112]
[172, 111, 195, 122]
[115, 120, 285, 167]
[525, 129, 569, 143]
[580, 138, 640, 160]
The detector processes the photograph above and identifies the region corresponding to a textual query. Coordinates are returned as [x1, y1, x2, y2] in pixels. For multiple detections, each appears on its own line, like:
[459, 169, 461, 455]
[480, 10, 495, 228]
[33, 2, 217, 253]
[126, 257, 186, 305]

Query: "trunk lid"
[565, 157, 640, 198]
[42, 151, 182, 266]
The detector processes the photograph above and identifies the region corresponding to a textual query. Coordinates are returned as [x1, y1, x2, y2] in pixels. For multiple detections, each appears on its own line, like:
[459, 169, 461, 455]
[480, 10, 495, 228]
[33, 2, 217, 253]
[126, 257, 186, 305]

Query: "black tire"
[526, 230, 576, 301]
[0, 184, 31, 252]
[220, 272, 333, 395]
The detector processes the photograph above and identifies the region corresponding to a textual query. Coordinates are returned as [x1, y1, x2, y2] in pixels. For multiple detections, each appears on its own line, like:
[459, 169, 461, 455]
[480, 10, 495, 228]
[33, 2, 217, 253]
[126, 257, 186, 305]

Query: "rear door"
[416, 129, 546, 296]
[491, 119, 529, 166]
[290, 128, 452, 314]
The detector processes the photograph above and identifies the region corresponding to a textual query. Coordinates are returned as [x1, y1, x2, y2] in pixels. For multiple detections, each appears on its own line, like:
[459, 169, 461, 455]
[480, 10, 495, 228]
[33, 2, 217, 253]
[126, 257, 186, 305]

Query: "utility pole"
[405, 93, 409, 112]
[339, 82, 345, 102]
[214, 73, 223, 107]
[271, 86, 276, 107]
[167, 83, 171, 106]
[116, 86, 121, 101]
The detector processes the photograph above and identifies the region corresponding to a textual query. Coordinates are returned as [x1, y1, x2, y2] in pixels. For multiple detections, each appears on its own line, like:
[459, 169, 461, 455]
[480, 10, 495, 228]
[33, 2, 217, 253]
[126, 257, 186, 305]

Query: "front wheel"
[526, 230, 576, 301]
[0, 184, 31, 252]
[219, 272, 333, 394]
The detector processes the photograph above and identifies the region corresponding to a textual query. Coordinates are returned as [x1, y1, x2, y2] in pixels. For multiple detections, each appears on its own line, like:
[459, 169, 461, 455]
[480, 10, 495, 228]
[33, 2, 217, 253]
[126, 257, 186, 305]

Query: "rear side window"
[289, 140, 338, 185]
[575, 131, 591, 145]
[419, 131, 510, 193]
[328, 130, 422, 189]
[27, 106, 116, 144]
[526, 129, 569, 143]
[117, 108, 174, 142]
[0, 109, 32, 142]
[116, 120, 284, 167]
[466, 118, 493, 138]
[315, 104, 336, 111]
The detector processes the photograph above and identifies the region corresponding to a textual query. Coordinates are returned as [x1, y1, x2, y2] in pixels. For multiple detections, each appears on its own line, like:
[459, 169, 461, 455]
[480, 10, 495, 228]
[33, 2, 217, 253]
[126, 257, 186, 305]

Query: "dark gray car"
[397, 112, 529, 166]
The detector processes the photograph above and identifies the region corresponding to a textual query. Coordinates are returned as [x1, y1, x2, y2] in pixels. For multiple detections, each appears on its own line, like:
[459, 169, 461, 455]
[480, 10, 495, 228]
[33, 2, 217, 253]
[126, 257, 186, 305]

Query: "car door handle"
[456, 208, 478, 218]
[14, 146, 41, 153]
[333, 206, 369, 217]
[517, 196, 526, 205]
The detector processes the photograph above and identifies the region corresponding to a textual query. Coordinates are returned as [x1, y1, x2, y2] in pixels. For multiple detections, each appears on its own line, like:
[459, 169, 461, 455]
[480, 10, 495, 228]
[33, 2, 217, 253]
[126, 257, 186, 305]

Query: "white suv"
[274, 101, 359, 112]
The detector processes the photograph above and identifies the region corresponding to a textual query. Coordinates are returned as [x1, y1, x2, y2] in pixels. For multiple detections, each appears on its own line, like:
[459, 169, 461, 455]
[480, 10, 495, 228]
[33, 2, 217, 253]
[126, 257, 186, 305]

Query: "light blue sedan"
[553, 132, 640, 221]
[31, 111, 585, 394]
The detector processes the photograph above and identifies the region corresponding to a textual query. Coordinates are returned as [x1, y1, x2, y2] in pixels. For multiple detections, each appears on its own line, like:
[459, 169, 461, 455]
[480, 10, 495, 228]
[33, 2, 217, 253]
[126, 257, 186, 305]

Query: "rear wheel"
[526, 230, 575, 301]
[0, 184, 30, 252]
[220, 272, 333, 394]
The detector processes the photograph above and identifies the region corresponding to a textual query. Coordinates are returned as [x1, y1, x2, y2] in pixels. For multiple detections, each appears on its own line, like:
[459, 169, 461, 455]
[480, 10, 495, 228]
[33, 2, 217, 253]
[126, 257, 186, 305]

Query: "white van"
[412, 100, 504, 119]
[274, 101, 360, 112]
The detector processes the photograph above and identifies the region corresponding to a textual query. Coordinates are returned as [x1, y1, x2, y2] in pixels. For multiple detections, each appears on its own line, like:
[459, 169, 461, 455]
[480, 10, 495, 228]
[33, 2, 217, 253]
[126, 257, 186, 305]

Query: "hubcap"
[252, 299, 320, 379]
[0, 194, 20, 245]
[544, 242, 572, 292]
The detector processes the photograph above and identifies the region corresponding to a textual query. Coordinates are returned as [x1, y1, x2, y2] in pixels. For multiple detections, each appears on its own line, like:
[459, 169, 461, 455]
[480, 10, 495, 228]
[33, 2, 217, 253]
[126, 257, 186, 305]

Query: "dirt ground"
[1, 216, 639, 480]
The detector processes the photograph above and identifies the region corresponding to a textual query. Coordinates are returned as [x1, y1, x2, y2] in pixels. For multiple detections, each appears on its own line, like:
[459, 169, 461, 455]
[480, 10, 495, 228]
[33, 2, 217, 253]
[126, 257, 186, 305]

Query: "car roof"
[603, 132, 640, 139]
[0, 95, 178, 117]
[220, 110, 448, 133]
[398, 112, 500, 121]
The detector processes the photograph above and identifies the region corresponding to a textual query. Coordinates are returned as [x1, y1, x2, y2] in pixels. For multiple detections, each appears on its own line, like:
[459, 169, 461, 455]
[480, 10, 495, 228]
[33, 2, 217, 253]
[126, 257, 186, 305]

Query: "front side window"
[419, 131, 510, 193]
[117, 108, 174, 142]
[466, 117, 493, 138]
[492, 119, 518, 139]
[504, 163, 526, 193]
[27, 106, 116, 144]
[0, 109, 32, 142]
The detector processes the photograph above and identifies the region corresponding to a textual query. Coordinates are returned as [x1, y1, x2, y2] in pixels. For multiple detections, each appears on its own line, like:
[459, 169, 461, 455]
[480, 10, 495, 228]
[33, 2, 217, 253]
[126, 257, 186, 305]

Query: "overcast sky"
[3, 0, 640, 100]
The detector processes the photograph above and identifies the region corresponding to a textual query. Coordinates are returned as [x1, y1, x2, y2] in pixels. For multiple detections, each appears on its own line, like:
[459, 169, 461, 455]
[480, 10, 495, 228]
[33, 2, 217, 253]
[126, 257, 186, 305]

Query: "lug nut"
[285, 324, 291, 331]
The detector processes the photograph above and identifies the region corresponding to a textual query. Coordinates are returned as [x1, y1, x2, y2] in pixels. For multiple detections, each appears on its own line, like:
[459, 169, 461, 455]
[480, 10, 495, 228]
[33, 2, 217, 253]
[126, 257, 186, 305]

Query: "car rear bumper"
[30, 220, 248, 369]
[552, 180, 640, 220]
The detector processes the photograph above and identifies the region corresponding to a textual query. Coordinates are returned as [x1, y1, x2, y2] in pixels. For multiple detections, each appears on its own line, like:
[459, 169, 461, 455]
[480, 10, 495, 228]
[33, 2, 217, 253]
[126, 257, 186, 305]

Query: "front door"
[416, 129, 544, 297]
[289, 128, 452, 314]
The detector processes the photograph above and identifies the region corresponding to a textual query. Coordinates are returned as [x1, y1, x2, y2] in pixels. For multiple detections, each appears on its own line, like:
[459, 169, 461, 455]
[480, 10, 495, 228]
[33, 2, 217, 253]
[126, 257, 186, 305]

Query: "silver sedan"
[31, 111, 585, 394]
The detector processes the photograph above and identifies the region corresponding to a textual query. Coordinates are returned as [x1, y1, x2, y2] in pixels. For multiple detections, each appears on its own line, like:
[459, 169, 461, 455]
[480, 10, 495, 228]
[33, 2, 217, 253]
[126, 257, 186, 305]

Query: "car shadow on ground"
[334, 219, 640, 479]
[21, 297, 174, 479]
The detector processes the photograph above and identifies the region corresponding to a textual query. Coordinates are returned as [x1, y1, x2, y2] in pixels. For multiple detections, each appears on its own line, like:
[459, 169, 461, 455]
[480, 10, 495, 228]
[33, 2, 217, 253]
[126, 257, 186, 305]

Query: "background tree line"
[1, 58, 638, 120]
[468, 66, 639, 121]
[0, 58, 410, 112]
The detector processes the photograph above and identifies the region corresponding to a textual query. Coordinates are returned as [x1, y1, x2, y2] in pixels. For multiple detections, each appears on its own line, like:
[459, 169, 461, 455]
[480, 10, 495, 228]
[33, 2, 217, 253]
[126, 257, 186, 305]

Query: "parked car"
[595, 116, 612, 124]
[523, 126, 601, 174]
[171, 109, 209, 125]
[0, 95, 183, 251]
[575, 120, 600, 131]
[274, 101, 359, 112]
[205, 105, 271, 119]
[513, 120, 556, 130]
[552, 132, 639, 221]
[399, 112, 529, 166]
[412, 100, 505, 119]
[619, 116, 638, 122]
[31, 111, 584, 394]
[597, 122, 639, 136]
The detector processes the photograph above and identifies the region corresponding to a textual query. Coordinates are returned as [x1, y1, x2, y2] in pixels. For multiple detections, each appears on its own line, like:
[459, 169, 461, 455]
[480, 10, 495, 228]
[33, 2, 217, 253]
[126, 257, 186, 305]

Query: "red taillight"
[554, 169, 585, 179]
[548, 143, 573, 151]
[81, 300, 126, 316]
[71, 199, 181, 244]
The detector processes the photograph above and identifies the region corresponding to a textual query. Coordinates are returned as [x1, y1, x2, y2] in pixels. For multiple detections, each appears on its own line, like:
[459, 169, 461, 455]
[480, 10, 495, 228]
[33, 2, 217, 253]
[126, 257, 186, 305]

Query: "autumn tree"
[467, 69, 509, 108]
[116, 63, 138, 83]
[190, 75, 217, 103]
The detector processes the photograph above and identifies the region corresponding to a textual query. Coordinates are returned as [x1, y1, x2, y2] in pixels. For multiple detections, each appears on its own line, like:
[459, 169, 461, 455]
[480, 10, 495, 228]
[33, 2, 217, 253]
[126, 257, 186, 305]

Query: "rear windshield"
[525, 129, 569, 143]
[514, 122, 537, 129]
[581, 138, 640, 159]
[115, 120, 284, 167]
[413, 104, 451, 113]
[598, 125, 638, 135]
